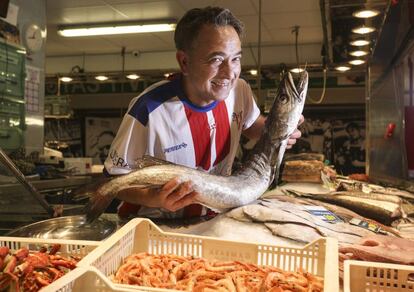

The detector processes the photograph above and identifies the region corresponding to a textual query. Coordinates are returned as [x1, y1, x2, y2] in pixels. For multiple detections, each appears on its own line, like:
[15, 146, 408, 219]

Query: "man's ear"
[176, 50, 189, 76]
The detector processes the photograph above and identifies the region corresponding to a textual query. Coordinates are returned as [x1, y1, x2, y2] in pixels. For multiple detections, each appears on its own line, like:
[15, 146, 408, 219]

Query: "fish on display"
[285, 189, 404, 225]
[84, 71, 309, 223]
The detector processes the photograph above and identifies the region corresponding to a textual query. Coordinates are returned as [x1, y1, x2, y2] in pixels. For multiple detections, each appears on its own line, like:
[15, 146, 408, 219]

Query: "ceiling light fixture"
[126, 74, 140, 80]
[350, 39, 370, 46]
[249, 69, 258, 75]
[290, 68, 304, 73]
[335, 66, 351, 72]
[95, 75, 108, 81]
[349, 59, 366, 65]
[352, 9, 380, 18]
[58, 20, 176, 37]
[60, 77, 73, 82]
[349, 50, 368, 57]
[352, 26, 376, 35]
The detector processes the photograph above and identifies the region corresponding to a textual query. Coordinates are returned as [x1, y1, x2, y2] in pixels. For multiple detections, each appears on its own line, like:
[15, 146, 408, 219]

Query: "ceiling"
[44, 0, 389, 74]
[45, 0, 324, 56]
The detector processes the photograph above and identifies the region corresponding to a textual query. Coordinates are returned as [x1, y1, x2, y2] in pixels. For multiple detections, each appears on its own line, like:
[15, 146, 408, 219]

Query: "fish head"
[265, 70, 309, 142]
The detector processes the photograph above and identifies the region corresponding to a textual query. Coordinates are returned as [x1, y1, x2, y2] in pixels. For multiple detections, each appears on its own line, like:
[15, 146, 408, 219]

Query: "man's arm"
[242, 114, 304, 149]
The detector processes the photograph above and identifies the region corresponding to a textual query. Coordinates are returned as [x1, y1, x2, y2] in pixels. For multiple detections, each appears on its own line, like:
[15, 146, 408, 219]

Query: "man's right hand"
[116, 178, 198, 212]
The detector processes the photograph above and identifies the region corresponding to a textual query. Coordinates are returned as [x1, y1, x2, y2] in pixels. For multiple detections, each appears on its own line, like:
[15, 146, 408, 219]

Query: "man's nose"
[219, 60, 235, 78]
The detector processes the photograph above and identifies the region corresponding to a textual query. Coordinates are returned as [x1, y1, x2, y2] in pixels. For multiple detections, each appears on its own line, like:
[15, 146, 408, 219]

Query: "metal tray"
[7, 215, 116, 241]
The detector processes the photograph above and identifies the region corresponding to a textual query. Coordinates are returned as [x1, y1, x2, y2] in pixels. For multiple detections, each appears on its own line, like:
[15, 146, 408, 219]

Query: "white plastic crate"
[0, 236, 98, 258]
[43, 267, 142, 292]
[0, 236, 99, 291]
[344, 260, 414, 292]
[79, 218, 340, 291]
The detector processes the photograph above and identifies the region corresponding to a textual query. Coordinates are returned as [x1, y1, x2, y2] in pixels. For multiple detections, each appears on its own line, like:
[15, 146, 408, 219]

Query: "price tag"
[303, 206, 343, 223]
[349, 218, 386, 234]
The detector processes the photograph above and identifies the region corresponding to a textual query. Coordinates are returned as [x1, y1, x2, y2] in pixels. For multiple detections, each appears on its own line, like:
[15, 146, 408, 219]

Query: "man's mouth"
[211, 80, 230, 88]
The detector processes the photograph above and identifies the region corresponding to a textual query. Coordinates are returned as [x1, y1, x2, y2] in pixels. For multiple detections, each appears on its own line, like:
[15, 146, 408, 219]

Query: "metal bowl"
[7, 215, 116, 241]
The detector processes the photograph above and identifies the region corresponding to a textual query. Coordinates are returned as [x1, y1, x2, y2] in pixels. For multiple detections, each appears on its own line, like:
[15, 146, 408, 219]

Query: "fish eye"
[279, 93, 288, 103]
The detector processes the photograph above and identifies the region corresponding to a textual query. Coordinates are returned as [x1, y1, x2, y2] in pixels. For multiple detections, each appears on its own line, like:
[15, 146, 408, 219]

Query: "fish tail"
[83, 188, 117, 223]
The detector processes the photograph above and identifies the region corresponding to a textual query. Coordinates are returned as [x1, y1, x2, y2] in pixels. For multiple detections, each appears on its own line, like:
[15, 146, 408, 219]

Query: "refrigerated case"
[0, 40, 26, 152]
[367, 1, 414, 186]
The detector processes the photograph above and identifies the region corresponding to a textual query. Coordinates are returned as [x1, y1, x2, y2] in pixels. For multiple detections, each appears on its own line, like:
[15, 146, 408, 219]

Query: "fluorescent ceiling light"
[353, 9, 380, 18]
[349, 59, 366, 65]
[95, 75, 108, 81]
[350, 39, 370, 46]
[352, 26, 376, 34]
[349, 50, 368, 57]
[126, 74, 140, 80]
[60, 77, 73, 82]
[249, 69, 258, 75]
[58, 22, 176, 37]
[290, 68, 304, 73]
[335, 66, 351, 72]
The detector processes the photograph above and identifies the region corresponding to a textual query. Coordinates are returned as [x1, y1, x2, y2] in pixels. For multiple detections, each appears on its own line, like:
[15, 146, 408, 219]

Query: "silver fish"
[84, 71, 309, 223]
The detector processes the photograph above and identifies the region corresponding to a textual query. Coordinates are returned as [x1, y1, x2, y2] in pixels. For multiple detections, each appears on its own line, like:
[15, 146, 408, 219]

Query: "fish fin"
[72, 177, 111, 202]
[83, 189, 117, 224]
[131, 155, 175, 169]
[197, 202, 227, 214]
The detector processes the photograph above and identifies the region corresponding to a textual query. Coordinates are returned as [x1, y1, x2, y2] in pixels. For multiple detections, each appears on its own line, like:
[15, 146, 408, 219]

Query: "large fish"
[84, 71, 308, 223]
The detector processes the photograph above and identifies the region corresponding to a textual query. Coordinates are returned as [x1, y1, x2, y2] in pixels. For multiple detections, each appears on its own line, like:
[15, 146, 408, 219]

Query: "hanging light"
[95, 75, 108, 81]
[60, 76, 73, 82]
[126, 74, 140, 80]
[58, 21, 176, 37]
[350, 39, 370, 46]
[352, 9, 380, 18]
[335, 66, 351, 72]
[249, 69, 258, 75]
[349, 59, 366, 65]
[349, 50, 368, 57]
[352, 26, 376, 35]
[290, 68, 304, 73]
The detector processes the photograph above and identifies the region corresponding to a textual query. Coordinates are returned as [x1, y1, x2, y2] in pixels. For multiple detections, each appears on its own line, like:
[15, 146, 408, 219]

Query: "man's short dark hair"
[174, 6, 244, 52]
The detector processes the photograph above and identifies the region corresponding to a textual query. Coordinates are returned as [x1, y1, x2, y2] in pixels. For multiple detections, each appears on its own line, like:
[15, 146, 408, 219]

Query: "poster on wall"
[85, 117, 121, 164]
[292, 117, 365, 176]
[44, 118, 82, 157]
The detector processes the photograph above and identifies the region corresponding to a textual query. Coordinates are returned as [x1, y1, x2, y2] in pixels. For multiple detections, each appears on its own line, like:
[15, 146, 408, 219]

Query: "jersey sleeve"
[104, 104, 148, 175]
[240, 79, 261, 130]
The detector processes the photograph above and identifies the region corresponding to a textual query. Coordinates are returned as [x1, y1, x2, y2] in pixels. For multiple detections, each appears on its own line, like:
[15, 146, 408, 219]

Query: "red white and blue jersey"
[104, 75, 260, 218]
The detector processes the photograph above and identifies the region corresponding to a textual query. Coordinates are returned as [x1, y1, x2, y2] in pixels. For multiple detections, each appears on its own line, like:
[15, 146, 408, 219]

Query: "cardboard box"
[64, 158, 92, 175]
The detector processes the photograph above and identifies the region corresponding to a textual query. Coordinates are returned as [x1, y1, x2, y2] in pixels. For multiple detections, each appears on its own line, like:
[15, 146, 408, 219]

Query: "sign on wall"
[85, 117, 121, 164]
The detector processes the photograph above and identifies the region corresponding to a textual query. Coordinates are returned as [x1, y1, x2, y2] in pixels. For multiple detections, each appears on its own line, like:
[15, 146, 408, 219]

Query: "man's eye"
[210, 58, 223, 64]
[233, 56, 241, 62]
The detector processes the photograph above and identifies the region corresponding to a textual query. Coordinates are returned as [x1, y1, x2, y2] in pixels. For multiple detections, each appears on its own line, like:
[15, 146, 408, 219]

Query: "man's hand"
[117, 178, 198, 212]
[286, 114, 304, 149]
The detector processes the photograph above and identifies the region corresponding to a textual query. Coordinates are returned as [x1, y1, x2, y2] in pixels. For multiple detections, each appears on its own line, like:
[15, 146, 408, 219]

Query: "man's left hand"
[286, 115, 304, 149]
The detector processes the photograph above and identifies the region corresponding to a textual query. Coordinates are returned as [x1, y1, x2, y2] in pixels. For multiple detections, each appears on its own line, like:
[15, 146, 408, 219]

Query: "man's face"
[178, 24, 242, 106]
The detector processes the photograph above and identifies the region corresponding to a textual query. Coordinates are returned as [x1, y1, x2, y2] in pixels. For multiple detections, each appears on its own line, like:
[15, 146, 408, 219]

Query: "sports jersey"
[104, 75, 261, 218]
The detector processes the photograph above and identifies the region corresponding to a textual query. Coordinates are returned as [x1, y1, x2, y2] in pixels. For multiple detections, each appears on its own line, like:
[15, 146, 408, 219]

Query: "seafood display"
[338, 234, 414, 279]
[339, 235, 414, 265]
[0, 244, 78, 292]
[84, 71, 309, 223]
[285, 189, 405, 225]
[113, 252, 324, 291]
[226, 197, 381, 244]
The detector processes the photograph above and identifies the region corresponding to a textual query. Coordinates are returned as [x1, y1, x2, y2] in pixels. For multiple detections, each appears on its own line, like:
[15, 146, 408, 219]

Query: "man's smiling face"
[179, 24, 242, 106]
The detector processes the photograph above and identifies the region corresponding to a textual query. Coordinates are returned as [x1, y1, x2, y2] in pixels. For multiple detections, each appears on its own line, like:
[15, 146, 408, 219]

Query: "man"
[105, 7, 303, 219]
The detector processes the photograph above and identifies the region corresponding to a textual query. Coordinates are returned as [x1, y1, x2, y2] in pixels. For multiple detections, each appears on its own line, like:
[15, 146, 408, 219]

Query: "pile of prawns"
[114, 252, 323, 292]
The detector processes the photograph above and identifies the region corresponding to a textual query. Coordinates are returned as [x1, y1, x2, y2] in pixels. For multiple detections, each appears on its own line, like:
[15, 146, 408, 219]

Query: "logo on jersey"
[232, 110, 243, 130]
[109, 149, 129, 168]
[164, 142, 188, 153]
